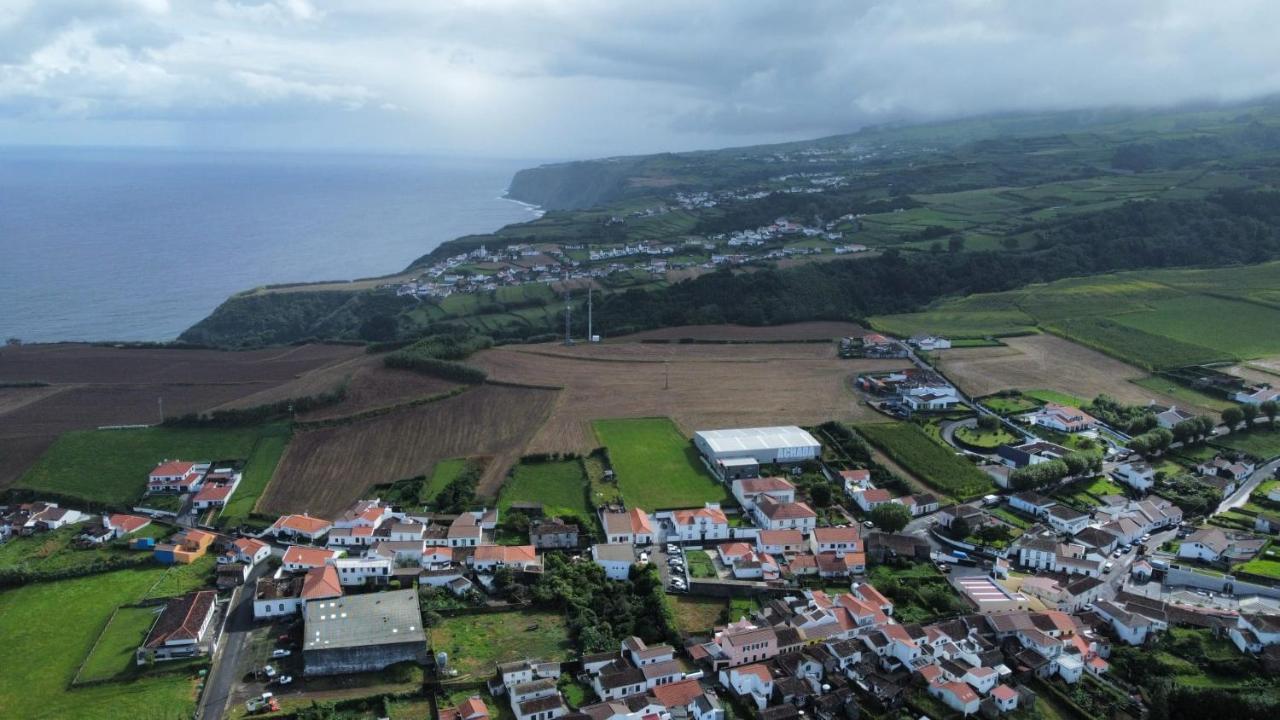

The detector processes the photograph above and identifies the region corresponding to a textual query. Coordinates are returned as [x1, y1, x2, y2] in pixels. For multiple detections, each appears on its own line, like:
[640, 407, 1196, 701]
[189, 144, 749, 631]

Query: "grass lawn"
[592, 418, 729, 510]
[0, 525, 156, 578]
[1215, 427, 1280, 461]
[989, 507, 1031, 529]
[954, 425, 1017, 449]
[500, 460, 592, 525]
[141, 554, 216, 600]
[671, 596, 725, 634]
[1236, 543, 1280, 580]
[77, 605, 160, 682]
[684, 549, 717, 578]
[1130, 376, 1233, 412]
[0, 567, 199, 719]
[728, 597, 760, 623]
[422, 458, 472, 504]
[218, 426, 290, 526]
[979, 394, 1040, 415]
[854, 422, 994, 500]
[1023, 389, 1089, 407]
[17, 424, 282, 507]
[430, 610, 572, 680]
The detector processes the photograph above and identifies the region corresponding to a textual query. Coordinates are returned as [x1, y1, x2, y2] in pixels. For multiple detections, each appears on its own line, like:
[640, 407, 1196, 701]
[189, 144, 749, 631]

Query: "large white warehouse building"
[693, 426, 822, 466]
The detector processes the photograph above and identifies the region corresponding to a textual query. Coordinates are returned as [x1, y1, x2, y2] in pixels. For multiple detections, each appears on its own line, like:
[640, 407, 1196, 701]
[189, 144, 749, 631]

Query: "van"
[1103, 562, 1114, 574]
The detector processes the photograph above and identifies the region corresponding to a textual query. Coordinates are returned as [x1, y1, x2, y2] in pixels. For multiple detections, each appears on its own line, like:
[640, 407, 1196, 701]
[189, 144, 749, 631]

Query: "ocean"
[0, 147, 541, 343]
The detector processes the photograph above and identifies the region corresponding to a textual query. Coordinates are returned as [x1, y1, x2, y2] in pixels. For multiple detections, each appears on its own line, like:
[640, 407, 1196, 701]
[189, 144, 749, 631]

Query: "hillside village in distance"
[6, 325, 1280, 720]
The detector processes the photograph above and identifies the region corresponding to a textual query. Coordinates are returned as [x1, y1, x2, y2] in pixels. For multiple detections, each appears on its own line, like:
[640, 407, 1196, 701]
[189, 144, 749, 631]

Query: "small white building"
[1113, 462, 1155, 492]
[592, 543, 636, 581]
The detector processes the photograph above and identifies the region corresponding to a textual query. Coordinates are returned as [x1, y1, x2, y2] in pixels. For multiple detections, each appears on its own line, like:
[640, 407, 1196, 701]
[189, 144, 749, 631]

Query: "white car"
[276, 676, 293, 686]
[271, 649, 291, 658]
[262, 665, 277, 678]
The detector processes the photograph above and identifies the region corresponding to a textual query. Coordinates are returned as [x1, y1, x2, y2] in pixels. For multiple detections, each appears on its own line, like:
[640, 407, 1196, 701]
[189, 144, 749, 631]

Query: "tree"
[809, 483, 833, 508]
[1062, 452, 1091, 477]
[977, 414, 1001, 432]
[1262, 399, 1279, 428]
[870, 502, 912, 533]
[1222, 406, 1244, 431]
[1241, 403, 1260, 428]
[948, 514, 972, 540]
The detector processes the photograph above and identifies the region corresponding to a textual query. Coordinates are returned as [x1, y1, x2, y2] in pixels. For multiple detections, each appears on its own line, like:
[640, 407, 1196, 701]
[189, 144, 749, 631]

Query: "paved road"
[1214, 457, 1280, 516]
[199, 562, 272, 720]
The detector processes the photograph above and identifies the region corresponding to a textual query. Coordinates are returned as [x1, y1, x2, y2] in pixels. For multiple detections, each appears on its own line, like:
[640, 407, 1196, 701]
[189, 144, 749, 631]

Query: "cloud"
[1, 0, 1279, 157]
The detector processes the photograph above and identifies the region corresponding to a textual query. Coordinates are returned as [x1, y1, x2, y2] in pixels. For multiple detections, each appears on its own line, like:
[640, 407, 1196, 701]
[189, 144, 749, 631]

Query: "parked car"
[262, 665, 277, 679]
[1103, 562, 1114, 574]
[276, 676, 293, 686]
[271, 649, 291, 658]
[863, 520, 875, 528]
[1113, 549, 1123, 558]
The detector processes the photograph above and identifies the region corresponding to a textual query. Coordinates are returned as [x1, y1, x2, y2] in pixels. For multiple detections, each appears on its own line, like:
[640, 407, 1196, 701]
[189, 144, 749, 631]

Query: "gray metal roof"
[304, 588, 425, 652]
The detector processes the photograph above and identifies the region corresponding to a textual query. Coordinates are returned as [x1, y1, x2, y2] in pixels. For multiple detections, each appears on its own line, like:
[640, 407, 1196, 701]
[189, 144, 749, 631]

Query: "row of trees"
[1222, 400, 1279, 431]
[1009, 452, 1103, 490]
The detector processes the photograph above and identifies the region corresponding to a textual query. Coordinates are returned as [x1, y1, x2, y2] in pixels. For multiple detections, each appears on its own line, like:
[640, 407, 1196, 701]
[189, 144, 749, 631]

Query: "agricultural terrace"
[429, 610, 572, 680]
[592, 418, 730, 510]
[854, 422, 993, 500]
[871, 262, 1280, 370]
[0, 567, 200, 718]
[16, 424, 282, 507]
[217, 425, 291, 527]
[261, 384, 558, 517]
[469, 341, 901, 454]
[935, 335, 1197, 412]
[499, 459, 593, 526]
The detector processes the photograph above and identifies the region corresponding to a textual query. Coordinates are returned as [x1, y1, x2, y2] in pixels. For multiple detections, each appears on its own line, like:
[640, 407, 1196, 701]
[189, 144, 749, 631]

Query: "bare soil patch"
[938, 335, 1199, 410]
[612, 322, 866, 343]
[470, 341, 904, 454]
[0, 343, 364, 489]
[1227, 356, 1280, 386]
[260, 384, 557, 516]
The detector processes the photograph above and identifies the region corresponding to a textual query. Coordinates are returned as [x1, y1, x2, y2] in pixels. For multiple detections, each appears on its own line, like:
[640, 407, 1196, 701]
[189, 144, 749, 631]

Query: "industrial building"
[694, 426, 821, 479]
[303, 589, 426, 676]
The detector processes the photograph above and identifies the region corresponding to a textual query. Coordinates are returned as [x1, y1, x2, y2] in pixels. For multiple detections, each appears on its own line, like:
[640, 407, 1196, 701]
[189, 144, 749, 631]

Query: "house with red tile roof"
[282, 544, 341, 572]
[300, 564, 343, 601]
[756, 529, 805, 555]
[660, 504, 729, 542]
[753, 496, 816, 533]
[220, 537, 270, 566]
[852, 487, 894, 513]
[810, 526, 860, 556]
[147, 460, 208, 493]
[990, 683, 1019, 712]
[192, 474, 239, 510]
[334, 498, 396, 530]
[472, 544, 541, 573]
[731, 476, 796, 510]
[602, 508, 655, 545]
[719, 663, 773, 710]
[266, 514, 332, 542]
[440, 696, 490, 720]
[137, 590, 218, 664]
[929, 679, 980, 715]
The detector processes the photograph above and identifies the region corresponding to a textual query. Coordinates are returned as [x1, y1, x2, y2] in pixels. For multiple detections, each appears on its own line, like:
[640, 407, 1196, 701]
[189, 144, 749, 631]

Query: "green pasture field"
[217, 426, 291, 526]
[1023, 389, 1089, 407]
[1215, 428, 1280, 461]
[499, 459, 593, 525]
[421, 458, 474, 504]
[17, 424, 281, 507]
[429, 610, 572, 680]
[0, 567, 199, 718]
[77, 605, 160, 682]
[592, 418, 729, 510]
[141, 555, 216, 600]
[1110, 295, 1280, 361]
[0, 524, 161, 579]
[1129, 376, 1232, 412]
[979, 393, 1041, 415]
[854, 422, 993, 500]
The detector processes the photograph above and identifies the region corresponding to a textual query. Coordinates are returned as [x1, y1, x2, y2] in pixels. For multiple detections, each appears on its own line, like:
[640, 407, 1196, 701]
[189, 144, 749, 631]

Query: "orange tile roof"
[474, 544, 537, 564]
[651, 678, 705, 709]
[273, 514, 332, 535]
[672, 506, 728, 526]
[629, 508, 654, 534]
[283, 545, 338, 567]
[758, 529, 803, 546]
[107, 513, 150, 534]
[735, 663, 772, 683]
[940, 681, 978, 703]
[233, 537, 267, 556]
[854, 583, 891, 608]
[813, 526, 860, 543]
[301, 565, 343, 600]
[991, 684, 1018, 701]
[736, 476, 795, 493]
[456, 696, 489, 720]
[151, 460, 196, 476]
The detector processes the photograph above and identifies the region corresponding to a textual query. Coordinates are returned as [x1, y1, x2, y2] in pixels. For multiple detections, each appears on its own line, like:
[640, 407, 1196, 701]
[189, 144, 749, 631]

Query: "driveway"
[199, 562, 272, 720]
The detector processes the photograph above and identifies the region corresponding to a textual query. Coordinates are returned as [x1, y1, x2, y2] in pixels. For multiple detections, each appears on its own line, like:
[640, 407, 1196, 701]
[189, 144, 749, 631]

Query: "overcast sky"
[3, 0, 1280, 160]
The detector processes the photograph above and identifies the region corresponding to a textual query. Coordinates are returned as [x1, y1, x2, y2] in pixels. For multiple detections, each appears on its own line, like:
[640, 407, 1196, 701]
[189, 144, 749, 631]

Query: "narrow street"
[1214, 457, 1280, 516]
[199, 561, 273, 720]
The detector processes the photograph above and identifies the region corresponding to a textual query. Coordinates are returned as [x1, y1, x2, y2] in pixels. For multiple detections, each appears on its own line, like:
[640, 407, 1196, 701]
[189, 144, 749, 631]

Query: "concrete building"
[592, 543, 636, 580]
[694, 426, 821, 466]
[303, 589, 426, 676]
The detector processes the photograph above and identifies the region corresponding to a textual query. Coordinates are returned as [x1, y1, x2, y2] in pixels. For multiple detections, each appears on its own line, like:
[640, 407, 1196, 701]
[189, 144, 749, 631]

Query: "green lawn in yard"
[218, 426, 291, 526]
[17, 424, 282, 507]
[1130, 376, 1233, 412]
[1215, 427, 1280, 461]
[684, 549, 717, 578]
[671, 596, 725, 634]
[0, 525, 155, 579]
[954, 424, 1017, 449]
[979, 394, 1041, 415]
[1023, 389, 1089, 408]
[592, 418, 729, 510]
[421, 458, 472, 504]
[854, 422, 994, 500]
[989, 507, 1031, 529]
[728, 597, 760, 623]
[77, 605, 160, 682]
[430, 610, 572, 680]
[499, 460, 592, 524]
[141, 554, 216, 600]
[0, 567, 199, 719]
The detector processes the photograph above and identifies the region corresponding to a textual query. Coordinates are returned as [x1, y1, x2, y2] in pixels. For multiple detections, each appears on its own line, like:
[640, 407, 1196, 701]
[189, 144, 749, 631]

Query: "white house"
[1009, 492, 1055, 518]
[1233, 385, 1280, 405]
[282, 545, 341, 573]
[731, 477, 796, 511]
[1113, 462, 1155, 492]
[592, 543, 636, 581]
[1090, 600, 1156, 645]
[265, 514, 332, 542]
[909, 336, 952, 351]
[928, 680, 980, 716]
[220, 537, 271, 567]
[718, 664, 773, 711]
[753, 497, 817, 533]
[810, 526, 861, 557]
[147, 460, 208, 494]
[333, 556, 393, 586]
[602, 509, 655, 546]
[852, 488, 894, 513]
[1045, 505, 1091, 536]
[1229, 613, 1280, 654]
[659, 504, 730, 542]
[1177, 528, 1231, 562]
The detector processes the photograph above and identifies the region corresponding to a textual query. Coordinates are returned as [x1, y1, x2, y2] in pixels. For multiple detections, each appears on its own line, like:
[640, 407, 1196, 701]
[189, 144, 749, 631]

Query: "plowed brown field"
[259, 384, 558, 516]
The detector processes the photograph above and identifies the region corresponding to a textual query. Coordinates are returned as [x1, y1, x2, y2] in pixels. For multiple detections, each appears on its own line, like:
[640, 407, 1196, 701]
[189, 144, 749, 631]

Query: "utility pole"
[587, 284, 594, 342]
[563, 290, 573, 346]
[157, 396, 164, 424]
